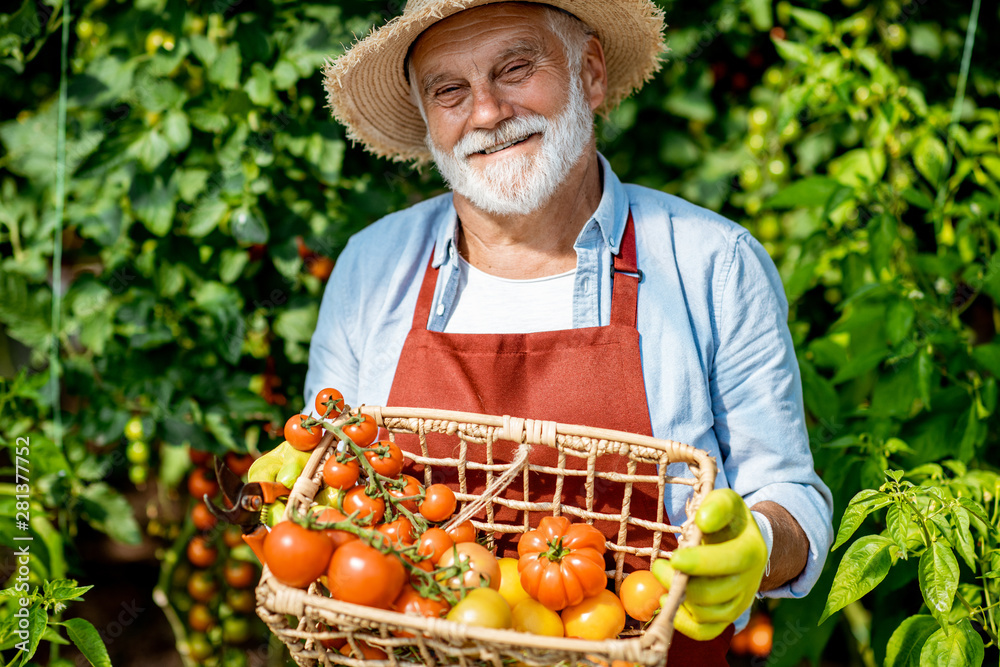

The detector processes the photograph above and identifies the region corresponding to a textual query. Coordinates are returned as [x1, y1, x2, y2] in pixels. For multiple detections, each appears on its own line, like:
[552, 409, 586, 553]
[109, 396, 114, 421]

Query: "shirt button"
[582, 278, 591, 292]
[608, 235, 615, 245]
[437, 304, 445, 316]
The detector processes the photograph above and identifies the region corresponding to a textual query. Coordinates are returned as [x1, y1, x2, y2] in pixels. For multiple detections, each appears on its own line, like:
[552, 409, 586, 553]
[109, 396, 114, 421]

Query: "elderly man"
[307, 0, 833, 661]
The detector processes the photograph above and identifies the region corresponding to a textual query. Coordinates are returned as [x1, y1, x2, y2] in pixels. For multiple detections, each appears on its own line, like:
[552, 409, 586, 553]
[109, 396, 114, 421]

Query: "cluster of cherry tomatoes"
[261, 389, 673, 660]
[173, 448, 262, 663]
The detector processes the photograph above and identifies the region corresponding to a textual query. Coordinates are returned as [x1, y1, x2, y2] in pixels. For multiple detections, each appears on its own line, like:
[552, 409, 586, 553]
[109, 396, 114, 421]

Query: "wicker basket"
[256, 406, 718, 667]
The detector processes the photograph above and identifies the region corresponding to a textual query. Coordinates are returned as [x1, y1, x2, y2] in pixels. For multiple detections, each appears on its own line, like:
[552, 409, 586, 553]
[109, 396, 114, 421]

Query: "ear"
[579, 35, 608, 112]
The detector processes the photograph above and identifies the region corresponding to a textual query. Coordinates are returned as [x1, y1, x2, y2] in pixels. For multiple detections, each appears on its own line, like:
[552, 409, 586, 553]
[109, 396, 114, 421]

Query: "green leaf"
[788, 7, 832, 33]
[245, 62, 276, 106]
[129, 174, 176, 237]
[63, 618, 112, 667]
[820, 535, 895, 624]
[764, 177, 848, 209]
[207, 45, 242, 89]
[219, 248, 250, 284]
[918, 542, 959, 621]
[886, 503, 916, 551]
[20, 605, 47, 664]
[42, 579, 93, 604]
[78, 483, 142, 545]
[914, 135, 949, 186]
[918, 619, 984, 667]
[742, 0, 772, 30]
[885, 615, 940, 667]
[829, 148, 887, 188]
[951, 508, 976, 570]
[773, 38, 812, 64]
[886, 300, 916, 347]
[798, 356, 839, 423]
[273, 305, 319, 345]
[186, 197, 229, 238]
[955, 497, 991, 535]
[230, 207, 269, 245]
[832, 490, 893, 550]
[128, 129, 170, 171]
[162, 110, 191, 153]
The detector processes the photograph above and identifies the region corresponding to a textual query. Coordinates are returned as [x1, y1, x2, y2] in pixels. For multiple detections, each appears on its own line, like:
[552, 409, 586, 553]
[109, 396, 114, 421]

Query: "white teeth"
[482, 137, 526, 155]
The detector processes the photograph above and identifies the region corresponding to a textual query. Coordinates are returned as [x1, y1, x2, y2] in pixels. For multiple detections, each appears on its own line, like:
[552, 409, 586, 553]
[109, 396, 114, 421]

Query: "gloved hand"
[651, 489, 767, 641]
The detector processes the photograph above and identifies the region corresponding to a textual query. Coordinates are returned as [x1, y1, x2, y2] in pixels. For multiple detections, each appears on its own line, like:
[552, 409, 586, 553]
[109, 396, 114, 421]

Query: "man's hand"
[651, 489, 767, 641]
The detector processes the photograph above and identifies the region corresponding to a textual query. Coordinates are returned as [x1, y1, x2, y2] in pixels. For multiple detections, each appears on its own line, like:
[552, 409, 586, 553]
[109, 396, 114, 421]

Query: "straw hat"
[322, 0, 667, 163]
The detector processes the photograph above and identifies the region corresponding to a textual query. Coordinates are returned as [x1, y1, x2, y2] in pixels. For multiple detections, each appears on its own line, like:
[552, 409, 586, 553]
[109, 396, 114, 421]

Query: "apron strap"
[610, 210, 641, 328]
[413, 209, 641, 331]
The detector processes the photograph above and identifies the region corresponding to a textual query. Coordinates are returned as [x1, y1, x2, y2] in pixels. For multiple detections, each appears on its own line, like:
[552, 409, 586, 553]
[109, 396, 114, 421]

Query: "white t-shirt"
[442, 256, 576, 334]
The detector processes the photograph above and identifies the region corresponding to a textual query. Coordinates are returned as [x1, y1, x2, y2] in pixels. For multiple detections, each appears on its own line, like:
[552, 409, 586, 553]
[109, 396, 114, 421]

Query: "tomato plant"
[188, 468, 219, 499]
[187, 571, 218, 602]
[419, 484, 457, 523]
[223, 559, 257, 589]
[187, 536, 219, 568]
[191, 501, 218, 531]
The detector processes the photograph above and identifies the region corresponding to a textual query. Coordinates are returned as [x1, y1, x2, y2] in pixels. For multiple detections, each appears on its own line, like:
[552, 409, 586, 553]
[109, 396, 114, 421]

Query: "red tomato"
[419, 484, 457, 523]
[188, 603, 215, 632]
[263, 521, 334, 589]
[322, 456, 360, 490]
[341, 414, 378, 447]
[446, 520, 477, 544]
[377, 517, 415, 547]
[388, 475, 423, 513]
[284, 414, 323, 451]
[313, 507, 359, 551]
[619, 571, 667, 622]
[393, 585, 450, 636]
[342, 486, 386, 525]
[187, 535, 218, 568]
[339, 642, 387, 660]
[187, 468, 219, 499]
[417, 527, 454, 564]
[189, 449, 212, 466]
[327, 541, 406, 609]
[364, 441, 404, 478]
[437, 542, 501, 591]
[223, 559, 257, 589]
[224, 451, 255, 476]
[315, 388, 345, 418]
[190, 500, 217, 531]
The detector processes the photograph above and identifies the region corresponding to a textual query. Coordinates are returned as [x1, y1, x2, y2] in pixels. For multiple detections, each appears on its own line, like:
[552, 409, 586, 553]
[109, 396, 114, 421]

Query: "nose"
[468, 82, 514, 130]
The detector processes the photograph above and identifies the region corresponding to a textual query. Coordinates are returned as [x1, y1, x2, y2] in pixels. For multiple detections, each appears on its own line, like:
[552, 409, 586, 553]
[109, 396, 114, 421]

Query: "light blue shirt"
[305, 154, 834, 607]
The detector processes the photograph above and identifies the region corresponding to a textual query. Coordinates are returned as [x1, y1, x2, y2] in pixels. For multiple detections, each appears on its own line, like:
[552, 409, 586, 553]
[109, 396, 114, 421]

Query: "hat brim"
[322, 0, 667, 163]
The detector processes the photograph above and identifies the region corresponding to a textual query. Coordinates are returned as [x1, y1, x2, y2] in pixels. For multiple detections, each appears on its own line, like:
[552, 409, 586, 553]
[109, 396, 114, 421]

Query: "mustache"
[453, 114, 549, 158]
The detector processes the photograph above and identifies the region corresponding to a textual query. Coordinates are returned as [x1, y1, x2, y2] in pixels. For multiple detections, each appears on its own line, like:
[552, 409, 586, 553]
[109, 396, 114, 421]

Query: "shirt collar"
[431, 152, 628, 269]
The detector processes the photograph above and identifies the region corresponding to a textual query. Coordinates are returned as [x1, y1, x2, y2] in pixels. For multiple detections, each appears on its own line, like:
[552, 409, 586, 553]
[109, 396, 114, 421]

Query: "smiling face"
[408, 3, 606, 216]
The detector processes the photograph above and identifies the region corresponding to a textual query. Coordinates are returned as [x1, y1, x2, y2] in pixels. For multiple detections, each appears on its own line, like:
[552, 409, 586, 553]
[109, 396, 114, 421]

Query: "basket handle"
[442, 443, 531, 531]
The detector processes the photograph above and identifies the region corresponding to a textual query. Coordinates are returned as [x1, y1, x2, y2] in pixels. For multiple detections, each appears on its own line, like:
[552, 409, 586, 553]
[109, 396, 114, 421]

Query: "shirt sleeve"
[303, 237, 362, 412]
[710, 233, 834, 599]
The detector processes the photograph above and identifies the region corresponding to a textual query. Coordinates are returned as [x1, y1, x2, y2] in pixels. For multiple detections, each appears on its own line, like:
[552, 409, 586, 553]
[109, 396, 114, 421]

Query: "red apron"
[387, 213, 733, 663]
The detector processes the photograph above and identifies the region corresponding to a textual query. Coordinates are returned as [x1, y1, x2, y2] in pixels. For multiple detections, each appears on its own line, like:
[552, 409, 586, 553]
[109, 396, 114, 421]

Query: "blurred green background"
[1, 0, 999, 665]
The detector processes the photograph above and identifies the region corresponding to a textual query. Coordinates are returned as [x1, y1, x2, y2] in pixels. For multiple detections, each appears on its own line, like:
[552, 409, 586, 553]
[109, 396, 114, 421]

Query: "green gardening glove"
[651, 489, 767, 641]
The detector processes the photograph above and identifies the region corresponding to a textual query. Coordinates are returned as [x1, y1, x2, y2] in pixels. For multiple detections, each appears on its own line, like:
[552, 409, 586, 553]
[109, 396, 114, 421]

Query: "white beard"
[427, 74, 594, 217]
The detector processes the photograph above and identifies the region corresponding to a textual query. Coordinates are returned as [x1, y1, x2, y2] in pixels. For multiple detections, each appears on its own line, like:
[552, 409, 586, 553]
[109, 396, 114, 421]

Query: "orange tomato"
[748, 618, 773, 657]
[619, 570, 667, 622]
[561, 590, 626, 641]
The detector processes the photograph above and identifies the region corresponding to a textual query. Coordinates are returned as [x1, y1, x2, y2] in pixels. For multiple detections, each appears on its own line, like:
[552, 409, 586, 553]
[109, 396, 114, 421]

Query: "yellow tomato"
[446, 588, 512, 630]
[498, 558, 531, 608]
[511, 599, 563, 637]
[561, 590, 626, 641]
[619, 571, 667, 622]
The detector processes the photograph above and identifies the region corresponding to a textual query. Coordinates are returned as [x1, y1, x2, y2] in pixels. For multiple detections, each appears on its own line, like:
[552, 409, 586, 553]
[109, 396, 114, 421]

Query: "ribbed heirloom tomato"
[327, 540, 406, 609]
[517, 516, 607, 610]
